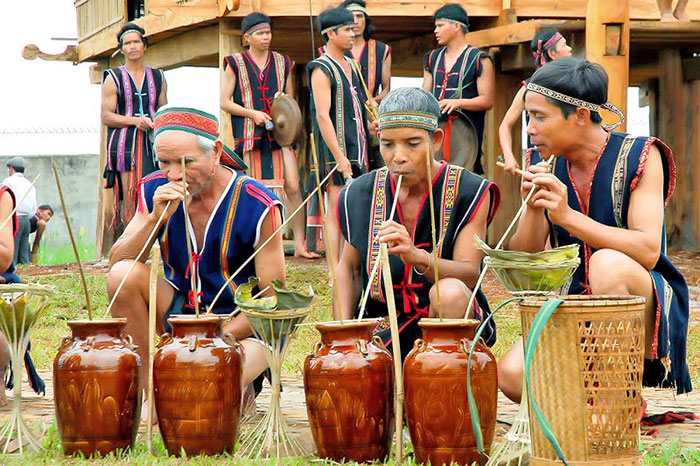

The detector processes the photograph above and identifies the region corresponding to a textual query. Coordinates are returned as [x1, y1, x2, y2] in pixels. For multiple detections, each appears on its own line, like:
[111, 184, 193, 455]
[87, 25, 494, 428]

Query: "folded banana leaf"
[0, 294, 51, 342]
[234, 277, 314, 311]
[475, 236, 579, 264]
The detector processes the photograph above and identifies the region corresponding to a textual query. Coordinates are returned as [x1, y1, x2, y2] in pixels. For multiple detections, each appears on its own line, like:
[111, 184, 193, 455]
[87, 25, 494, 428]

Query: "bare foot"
[660, 13, 680, 22]
[294, 245, 321, 259]
[674, 10, 690, 22]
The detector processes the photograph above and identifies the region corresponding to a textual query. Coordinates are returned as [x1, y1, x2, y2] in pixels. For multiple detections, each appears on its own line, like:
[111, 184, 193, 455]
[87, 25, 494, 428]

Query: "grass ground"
[1, 257, 698, 464]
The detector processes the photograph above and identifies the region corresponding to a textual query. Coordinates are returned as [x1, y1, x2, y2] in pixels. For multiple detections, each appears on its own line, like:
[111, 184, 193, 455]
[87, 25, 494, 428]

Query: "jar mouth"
[167, 315, 226, 323]
[315, 318, 379, 331]
[67, 317, 127, 325]
[418, 318, 481, 329]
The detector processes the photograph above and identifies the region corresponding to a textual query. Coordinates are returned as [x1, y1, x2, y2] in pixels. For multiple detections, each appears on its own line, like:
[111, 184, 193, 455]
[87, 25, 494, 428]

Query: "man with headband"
[498, 29, 572, 174]
[221, 13, 317, 259]
[498, 58, 691, 402]
[102, 22, 168, 231]
[107, 107, 285, 410]
[307, 6, 377, 278]
[423, 3, 494, 173]
[335, 87, 500, 358]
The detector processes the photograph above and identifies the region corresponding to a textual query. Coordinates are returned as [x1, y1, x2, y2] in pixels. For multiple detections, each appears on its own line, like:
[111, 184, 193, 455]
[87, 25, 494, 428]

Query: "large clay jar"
[404, 318, 498, 466]
[53, 318, 141, 456]
[153, 315, 242, 456]
[304, 320, 393, 462]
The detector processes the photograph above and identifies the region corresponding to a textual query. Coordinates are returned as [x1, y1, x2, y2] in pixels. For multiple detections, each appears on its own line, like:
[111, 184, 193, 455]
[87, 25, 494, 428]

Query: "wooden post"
[220, 19, 243, 151]
[585, 0, 630, 132]
[94, 59, 114, 258]
[484, 48, 522, 246]
[658, 49, 700, 249]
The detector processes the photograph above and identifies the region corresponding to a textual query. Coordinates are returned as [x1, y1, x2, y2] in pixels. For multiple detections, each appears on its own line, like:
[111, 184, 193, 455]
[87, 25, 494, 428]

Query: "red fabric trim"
[631, 137, 676, 207]
[0, 186, 17, 237]
[244, 183, 275, 208]
[651, 279, 661, 360]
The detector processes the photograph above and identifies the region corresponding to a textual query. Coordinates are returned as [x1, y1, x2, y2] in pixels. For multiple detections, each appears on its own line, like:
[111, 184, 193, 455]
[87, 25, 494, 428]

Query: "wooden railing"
[74, 0, 125, 42]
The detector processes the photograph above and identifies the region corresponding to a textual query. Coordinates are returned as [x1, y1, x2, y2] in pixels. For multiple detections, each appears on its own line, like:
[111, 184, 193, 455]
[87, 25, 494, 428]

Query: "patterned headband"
[533, 32, 563, 68]
[119, 29, 144, 44]
[436, 17, 468, 31]
[245, 23, 271, 36]
[378, 111, 439, 132]
[321, 20, 355, 36]
[526, 82, 625, 130]
[154, 107, 247, 170]
[346, 4, 367, 13]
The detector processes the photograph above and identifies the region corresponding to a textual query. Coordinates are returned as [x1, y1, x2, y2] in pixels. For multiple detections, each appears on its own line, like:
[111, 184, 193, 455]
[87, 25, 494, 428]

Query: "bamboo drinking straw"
[52, 163, 92, 319]
[146, 245, 159, 453]
[425, 144, 442, 320]
[180, 158, 199, 317]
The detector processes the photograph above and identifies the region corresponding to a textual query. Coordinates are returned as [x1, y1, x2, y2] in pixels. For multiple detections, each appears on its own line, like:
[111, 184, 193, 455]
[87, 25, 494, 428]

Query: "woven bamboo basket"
[520, 295, 645, 466]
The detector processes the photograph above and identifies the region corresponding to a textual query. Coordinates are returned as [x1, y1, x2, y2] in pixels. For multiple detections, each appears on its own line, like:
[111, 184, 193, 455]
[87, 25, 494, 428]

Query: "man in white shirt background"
[3, 157, 37, 265]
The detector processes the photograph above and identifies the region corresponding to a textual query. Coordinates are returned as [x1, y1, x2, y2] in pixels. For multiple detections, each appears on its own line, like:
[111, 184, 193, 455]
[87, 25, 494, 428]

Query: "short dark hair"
[339, 0, 375, 40]
[317, 7, 355, 42]
[433, 4, 469, 33]
[11, 166, 25, 174]
[531, 29, 561, 65]
[241, 12, 272, 35]
[117, 22, 148, 48]
[528, 57, 606, 124]
[38, 205, 53, 215]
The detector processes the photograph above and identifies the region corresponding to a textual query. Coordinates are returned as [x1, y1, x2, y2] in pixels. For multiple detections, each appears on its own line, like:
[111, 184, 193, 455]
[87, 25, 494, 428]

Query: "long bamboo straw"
[357, 174, 402, 320]
[463, 155, 554, 319]
[426, 144, 442, 320]
[180, 158, 199, 317]
[208, 165, 340, 310]
[309, 134, 340, 323]
[105, 201, 171, 316]
[379, 242, 403, 464]
[51, 163, 92, 320]
[146, 244, 159, 454]
[0, 174, 41, 233]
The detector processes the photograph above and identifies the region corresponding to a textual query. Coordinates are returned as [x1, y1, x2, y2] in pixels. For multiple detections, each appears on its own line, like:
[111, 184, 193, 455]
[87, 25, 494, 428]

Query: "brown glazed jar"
[304, 320, 393, 462]
[404, 318, 498, 466]
[53, 318, 141, 456]
[153, 315, 242, 456]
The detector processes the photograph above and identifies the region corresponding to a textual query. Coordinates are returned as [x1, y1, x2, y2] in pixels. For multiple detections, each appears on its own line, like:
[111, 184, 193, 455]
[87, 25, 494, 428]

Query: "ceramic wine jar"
[304, 320, 394, 462]
[153, 315, 242, 456]
[53, 318, 141, 456]
[404, 318, 498, 466]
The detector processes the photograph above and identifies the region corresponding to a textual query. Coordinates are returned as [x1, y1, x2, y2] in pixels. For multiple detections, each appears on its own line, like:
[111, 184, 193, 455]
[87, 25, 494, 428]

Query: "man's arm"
[498, 86, 526, 174]
[334, 241, 363, 320]
[31, 220, 46, 255]
[220, 65, 271, 127]
[310, 67, 352, 177]
[0, 193, 14, 273]
[374, 52, 392, 103]
[533, 145, 665, 270]
[378, 192, 492, 288]
[439, 57, 495, 114]
[101, 77, 152, 130]
[158, 75, 168, 107]
[422, 69, 433, 92]
[223, 206, 285, 339]
[109, 181, 184, 267]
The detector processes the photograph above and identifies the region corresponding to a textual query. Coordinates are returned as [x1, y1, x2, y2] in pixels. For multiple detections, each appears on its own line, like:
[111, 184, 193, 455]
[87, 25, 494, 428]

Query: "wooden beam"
[683, 57, 700, 81]
[463, 19, 584, 49]
[219, 19, 243, 152]
[659, 49, 700, 249]
[389, 33, 435, 79]
[108, 25, 219, 71]
[585, 0, 629, 132]
[630, 62, 659, 86]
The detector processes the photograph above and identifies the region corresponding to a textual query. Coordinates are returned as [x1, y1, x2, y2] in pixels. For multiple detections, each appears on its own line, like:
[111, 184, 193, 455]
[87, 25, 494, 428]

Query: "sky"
[0, 1, 649, 156]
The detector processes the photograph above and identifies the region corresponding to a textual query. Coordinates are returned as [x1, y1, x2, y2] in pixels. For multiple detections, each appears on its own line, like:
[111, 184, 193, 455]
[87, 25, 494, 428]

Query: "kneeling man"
[499, 58, 691, 401]
[335, 87, 501, 358]
[107, 107, 285, 395]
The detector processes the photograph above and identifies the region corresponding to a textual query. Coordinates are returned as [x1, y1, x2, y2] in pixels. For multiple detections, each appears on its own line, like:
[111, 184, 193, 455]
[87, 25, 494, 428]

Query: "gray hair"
[378, 87, 441, 122]
[153, 131, 216, 158]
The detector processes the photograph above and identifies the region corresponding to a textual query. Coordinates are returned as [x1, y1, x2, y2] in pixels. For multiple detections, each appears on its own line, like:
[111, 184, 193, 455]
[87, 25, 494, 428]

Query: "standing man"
[29, 205, 54, 264]
[335, 87, 500, 358]
[423, 3, 494, 173]
[101, 22, 167, 231]
[221, 13, 317, 259]
[497, 58, 691, 401]
[308, 7, 376, 276]
[3, 157, 36, 265]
